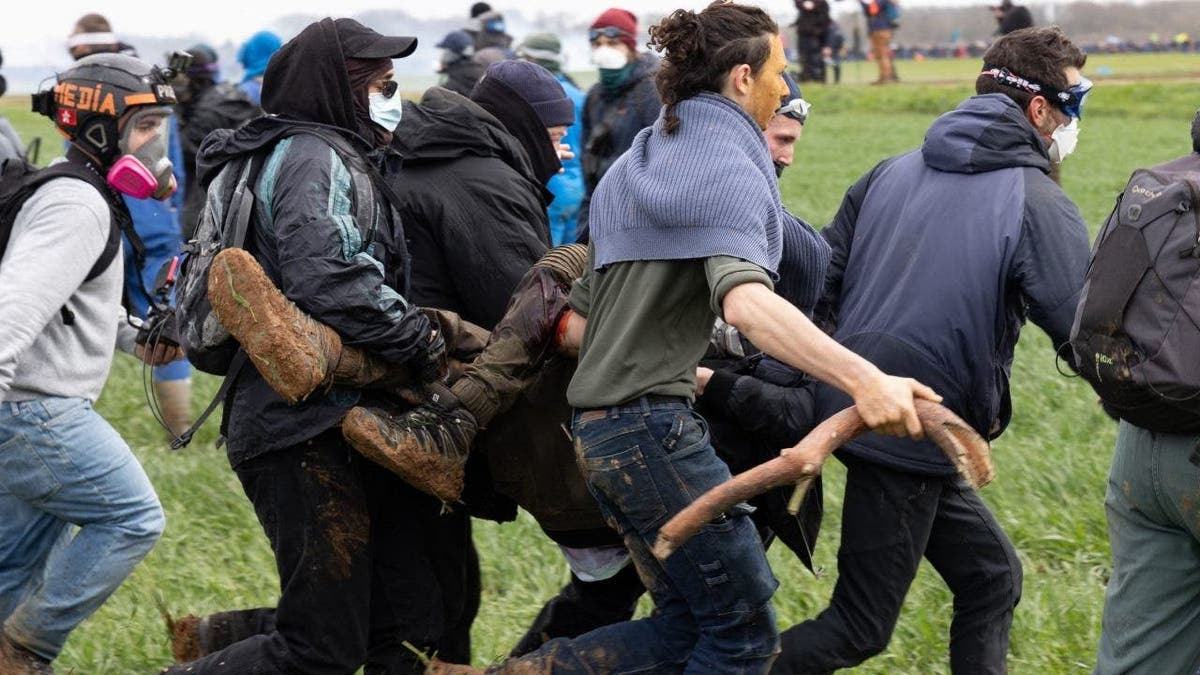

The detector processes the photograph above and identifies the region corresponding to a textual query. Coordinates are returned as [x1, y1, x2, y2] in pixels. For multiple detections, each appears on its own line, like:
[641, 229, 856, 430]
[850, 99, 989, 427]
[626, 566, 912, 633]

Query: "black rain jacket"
[197, 18, 432, 467]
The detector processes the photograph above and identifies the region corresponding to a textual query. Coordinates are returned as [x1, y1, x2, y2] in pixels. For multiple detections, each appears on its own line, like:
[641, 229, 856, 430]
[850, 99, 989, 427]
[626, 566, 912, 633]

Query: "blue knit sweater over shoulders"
[588, 92, 783, 278]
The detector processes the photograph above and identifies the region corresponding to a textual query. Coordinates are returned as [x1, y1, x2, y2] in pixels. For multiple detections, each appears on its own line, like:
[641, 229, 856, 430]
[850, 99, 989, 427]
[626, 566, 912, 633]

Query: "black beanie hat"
[475, 60, 574, 128]
[470, 2, 492, 18]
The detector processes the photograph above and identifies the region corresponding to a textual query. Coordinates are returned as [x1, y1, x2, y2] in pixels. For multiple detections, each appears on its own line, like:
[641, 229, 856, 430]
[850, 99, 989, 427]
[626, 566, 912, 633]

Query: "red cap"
[590, 8, 638, 52]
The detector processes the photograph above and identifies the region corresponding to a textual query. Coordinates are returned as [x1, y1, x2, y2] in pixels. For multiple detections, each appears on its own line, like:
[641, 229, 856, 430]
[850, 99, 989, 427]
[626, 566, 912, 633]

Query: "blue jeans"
[504, 397, 779, 674]
[0, 397, 164, 659]
[1094, 422, 1200, 675]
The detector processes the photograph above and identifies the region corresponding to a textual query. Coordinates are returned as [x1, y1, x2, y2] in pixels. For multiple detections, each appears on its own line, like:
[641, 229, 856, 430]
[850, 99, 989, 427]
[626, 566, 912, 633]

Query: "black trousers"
[770, 455, 1023, 675]
[163, 430, 475, 674]
[509, 561, 644, 657]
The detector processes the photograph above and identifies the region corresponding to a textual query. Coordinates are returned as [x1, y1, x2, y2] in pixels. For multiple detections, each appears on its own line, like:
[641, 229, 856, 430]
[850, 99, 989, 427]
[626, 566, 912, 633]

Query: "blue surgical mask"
[368, 92, 403, 132]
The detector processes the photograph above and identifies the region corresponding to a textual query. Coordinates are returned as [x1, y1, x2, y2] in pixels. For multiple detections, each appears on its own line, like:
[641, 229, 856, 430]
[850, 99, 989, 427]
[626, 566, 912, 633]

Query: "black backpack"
[0, 155, 139, 324]
[1069, 152, 1200, 433]
[175, 126, 382, 376]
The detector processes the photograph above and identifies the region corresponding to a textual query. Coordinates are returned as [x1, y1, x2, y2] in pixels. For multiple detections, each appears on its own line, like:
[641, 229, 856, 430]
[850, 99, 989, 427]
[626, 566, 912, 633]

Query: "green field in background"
[1, 59, 1197, 672]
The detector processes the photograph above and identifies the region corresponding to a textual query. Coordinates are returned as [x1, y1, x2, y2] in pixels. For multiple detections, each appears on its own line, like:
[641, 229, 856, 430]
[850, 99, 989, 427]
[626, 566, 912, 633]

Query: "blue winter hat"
[477, 60, 574, 127]
[436, 30, 474, 57]
[238, 30, 282, 81]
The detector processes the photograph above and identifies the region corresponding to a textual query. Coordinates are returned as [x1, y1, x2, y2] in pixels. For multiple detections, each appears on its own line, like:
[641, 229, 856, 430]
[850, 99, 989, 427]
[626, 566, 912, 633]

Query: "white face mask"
[1048, 118, 1079, 163]
[591, 45, 628, 70]
[369, 92, 403, 132]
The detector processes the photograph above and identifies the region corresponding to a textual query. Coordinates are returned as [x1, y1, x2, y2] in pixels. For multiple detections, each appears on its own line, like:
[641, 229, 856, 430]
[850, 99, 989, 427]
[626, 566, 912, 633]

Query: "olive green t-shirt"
[566, 248, 773, 408]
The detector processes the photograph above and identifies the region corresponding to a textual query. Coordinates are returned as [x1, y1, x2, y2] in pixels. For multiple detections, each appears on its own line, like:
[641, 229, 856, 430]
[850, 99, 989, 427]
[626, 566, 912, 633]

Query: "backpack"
[884, 0, 902, 27]
[1069, 153, 1200, 433]
[175, 126, 382, 376]
[0, 156, 139, 324]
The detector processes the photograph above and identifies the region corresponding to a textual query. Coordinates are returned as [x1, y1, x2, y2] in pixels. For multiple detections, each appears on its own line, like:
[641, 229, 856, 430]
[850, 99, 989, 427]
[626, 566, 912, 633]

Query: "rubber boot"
[154, 378, 193, 440]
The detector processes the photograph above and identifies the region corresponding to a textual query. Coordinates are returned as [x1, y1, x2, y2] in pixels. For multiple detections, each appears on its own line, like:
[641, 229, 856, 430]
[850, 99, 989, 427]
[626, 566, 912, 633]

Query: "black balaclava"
[470, 75, 562, 186]
[262, 18, 380, 146]
[346, 56, 393, 147]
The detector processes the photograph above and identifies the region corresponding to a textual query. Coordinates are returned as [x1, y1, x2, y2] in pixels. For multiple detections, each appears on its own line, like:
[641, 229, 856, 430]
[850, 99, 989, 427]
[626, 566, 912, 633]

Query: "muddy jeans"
[161, 430, 470, 675]
[499, 397, 780, 674]
[770, 454, 1021, 675]
[1094, 422, 1200, 675]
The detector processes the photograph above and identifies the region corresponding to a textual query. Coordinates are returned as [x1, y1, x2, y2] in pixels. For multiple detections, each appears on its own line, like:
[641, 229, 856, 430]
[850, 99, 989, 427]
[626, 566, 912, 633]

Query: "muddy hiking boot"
[208, 248, 407, 404]
[0, 630, 54, 674]
[342, 383, 478, 503]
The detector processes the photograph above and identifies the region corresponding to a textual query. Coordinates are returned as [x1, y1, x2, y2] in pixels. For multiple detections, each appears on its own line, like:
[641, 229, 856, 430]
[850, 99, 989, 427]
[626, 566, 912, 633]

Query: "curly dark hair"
[976, 26, 1087, 112]
[647, 1, 778, 135]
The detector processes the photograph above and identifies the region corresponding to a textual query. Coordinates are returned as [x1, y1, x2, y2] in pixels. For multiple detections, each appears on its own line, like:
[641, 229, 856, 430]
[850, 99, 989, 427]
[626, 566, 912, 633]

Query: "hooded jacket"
[196, 20, 432, 466]
[813, 93, 1090, 475]
[178, 81, 261, 237]
[576, 53, 662, 239]
[390, 87, 551, 331]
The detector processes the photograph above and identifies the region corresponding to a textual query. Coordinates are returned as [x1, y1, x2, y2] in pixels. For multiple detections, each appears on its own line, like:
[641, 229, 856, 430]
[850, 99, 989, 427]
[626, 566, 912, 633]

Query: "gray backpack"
[176, 127, 378, 376]
[1069, 152, 1200, 433]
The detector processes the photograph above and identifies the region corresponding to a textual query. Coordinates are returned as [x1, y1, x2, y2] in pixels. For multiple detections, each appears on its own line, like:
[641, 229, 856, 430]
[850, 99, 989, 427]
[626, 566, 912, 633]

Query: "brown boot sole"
[208, 248, 341, 404]
[342, 408, 466, 502]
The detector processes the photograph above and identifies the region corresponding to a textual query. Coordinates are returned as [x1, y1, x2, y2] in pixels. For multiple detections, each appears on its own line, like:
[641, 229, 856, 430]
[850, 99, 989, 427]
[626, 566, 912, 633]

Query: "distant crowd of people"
[1, 2, 1199, 675]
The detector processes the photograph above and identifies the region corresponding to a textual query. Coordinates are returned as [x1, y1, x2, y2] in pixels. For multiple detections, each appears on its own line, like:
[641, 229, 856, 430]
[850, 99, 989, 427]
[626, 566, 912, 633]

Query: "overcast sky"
[0, 0, 1128, 67]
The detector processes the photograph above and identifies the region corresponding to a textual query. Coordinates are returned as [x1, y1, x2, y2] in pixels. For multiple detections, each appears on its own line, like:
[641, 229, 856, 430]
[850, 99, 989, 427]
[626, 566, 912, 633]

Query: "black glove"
[135, 307, 180, 348]
[412, 326, 447, 384]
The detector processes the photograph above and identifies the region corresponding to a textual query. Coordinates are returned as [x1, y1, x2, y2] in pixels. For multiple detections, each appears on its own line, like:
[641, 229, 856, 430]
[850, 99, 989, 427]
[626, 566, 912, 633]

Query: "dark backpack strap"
[1077, 223, 1152, 337]
[170, 349, 248, 450]
[223, 150, 271, 251]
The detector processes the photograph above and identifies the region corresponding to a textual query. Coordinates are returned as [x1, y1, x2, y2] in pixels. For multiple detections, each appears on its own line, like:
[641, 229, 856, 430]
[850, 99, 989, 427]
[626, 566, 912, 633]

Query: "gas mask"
[1048, 118, 1079, 164]
[107, 107, 177, 200]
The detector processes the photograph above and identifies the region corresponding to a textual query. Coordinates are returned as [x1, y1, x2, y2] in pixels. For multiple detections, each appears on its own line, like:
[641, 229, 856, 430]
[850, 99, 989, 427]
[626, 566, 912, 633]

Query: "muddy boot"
[342, 383, 478, 502]
[162, 613, 206, 663]
[0, 630, 54, 674]
[207, 248, 402, 403]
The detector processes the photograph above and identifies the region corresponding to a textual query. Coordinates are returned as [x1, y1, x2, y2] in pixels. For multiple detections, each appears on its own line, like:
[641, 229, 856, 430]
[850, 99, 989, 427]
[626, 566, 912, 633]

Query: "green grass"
[2, 57, 1197, 673]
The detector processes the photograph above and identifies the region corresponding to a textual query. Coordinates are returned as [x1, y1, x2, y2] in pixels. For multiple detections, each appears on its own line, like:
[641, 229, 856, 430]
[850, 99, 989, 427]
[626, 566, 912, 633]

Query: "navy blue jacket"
[813, 93, 1090, 475]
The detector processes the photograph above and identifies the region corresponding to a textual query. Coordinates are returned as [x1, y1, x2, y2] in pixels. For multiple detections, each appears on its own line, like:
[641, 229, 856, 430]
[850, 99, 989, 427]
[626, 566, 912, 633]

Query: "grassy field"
[1, 53, 1198, 673]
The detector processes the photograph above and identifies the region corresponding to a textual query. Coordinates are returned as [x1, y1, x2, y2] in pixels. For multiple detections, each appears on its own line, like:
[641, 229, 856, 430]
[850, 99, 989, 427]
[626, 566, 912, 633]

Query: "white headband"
[66, 32, 120, 49]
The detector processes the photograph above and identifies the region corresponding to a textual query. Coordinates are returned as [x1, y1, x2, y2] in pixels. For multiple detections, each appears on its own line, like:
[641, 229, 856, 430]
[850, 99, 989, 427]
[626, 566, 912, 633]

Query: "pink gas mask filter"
[107, 107, 177, 200]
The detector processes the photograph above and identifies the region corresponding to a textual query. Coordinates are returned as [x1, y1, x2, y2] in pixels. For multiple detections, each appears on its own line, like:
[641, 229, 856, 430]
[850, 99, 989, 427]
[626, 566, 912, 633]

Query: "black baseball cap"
[334, 18, 418, 59]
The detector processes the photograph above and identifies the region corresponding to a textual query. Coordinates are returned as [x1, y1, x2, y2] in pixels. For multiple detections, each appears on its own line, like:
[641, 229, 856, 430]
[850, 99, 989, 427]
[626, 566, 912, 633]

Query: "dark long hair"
[648, 1, 778, 135]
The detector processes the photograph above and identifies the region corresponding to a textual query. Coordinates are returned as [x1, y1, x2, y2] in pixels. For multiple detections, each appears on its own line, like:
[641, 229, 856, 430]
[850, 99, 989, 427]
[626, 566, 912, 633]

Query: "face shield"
[107, 106, 177, 200]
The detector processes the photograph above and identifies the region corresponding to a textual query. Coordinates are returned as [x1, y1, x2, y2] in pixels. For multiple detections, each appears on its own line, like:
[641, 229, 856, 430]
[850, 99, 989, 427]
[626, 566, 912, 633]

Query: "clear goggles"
[777, 96, 812, 125]
[589, 26, 633, 43]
